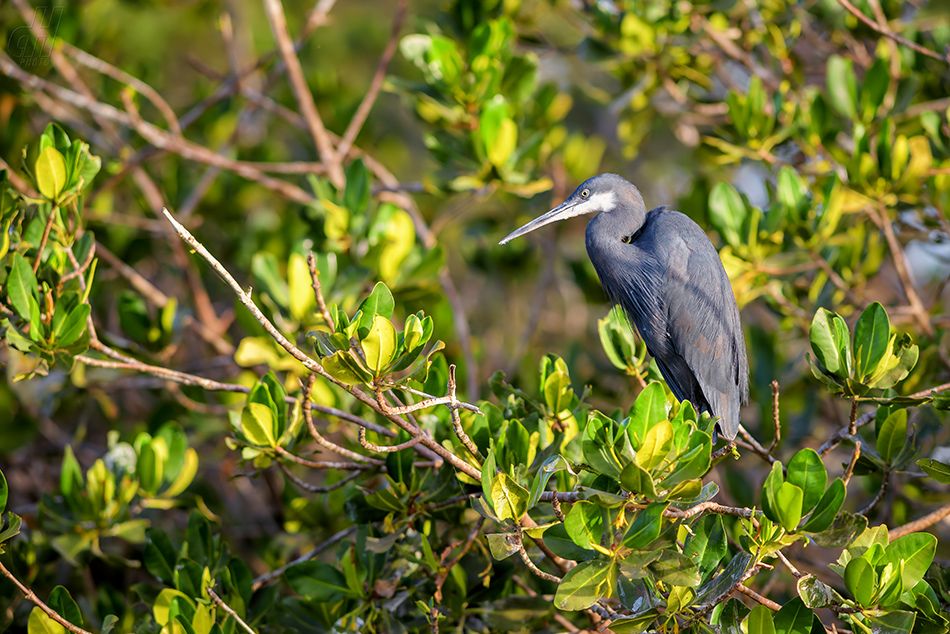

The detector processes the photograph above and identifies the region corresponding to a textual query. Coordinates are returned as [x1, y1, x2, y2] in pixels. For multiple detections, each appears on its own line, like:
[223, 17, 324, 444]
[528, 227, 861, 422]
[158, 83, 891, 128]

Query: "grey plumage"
[499, 173, 748, 441]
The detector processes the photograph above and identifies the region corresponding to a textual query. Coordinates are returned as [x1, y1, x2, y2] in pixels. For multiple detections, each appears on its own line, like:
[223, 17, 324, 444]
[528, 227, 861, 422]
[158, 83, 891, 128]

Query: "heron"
[499, 173, 748, 441]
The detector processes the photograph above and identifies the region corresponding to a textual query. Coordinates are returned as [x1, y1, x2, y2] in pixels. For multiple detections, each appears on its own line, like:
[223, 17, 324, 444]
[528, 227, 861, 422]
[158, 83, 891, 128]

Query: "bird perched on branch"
[499, 173, 748, 441]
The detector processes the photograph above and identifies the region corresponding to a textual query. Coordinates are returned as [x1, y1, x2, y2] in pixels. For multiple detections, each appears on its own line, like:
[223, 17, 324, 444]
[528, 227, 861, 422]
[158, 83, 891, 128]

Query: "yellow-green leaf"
[288, 253, 316, 321]
[636, 419, 674, 471]
[242, 402, 277, 447]
[36, 146, 67, 201]
[361, 315, 397, 376]
[162, 448, 198, 498]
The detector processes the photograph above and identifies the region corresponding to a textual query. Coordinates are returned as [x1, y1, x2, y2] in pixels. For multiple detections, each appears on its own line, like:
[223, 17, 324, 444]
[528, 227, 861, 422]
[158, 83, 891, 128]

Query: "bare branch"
[889, 502, 950, 540]
[358, 426, 425, 452]
[278, 461, 362, 492]
[448, 364, 484, 461]
[262, 0, 344, 187]
[307, 252, 335, 330]
[517, 533, 562, 583]
[835, 0, 950, 65]
[251, 526, 356, 590]
[336, 0, 408, 158]
[0, 560, 94, 634]
[207, 585, 257, 634]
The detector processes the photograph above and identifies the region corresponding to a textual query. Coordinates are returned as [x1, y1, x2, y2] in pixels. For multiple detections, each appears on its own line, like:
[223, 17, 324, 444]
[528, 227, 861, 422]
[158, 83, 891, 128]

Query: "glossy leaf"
[8, 252, 39, 321]
[786, 448, 826, 514]
[917, 458, 950, 484]
[36, 146, 67, 200]
[876, 408, 907, 465]
[362, 315, 397, 376]
[286, 560, 357, 602]
[564, 501, 602, 550]
[885, 532, 936, 593]
[853, 302, 890, 381]
[491, 472, 528, 522]
[241, 402, 277, 447]
[844, 556, 875, 607]
[622, 502, 667, 549]
[800, 478, 846, 533]
[773, 481, 804, 532]
[554, 559, 614, 611]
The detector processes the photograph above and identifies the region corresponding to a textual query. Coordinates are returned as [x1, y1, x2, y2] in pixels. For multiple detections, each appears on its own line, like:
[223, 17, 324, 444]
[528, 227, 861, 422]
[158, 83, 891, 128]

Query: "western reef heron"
[499, 173, 748, 441]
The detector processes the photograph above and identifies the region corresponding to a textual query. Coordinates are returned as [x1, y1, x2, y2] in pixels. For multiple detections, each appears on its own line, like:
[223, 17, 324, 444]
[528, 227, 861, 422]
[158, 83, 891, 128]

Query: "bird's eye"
[581, 189, 590, 198]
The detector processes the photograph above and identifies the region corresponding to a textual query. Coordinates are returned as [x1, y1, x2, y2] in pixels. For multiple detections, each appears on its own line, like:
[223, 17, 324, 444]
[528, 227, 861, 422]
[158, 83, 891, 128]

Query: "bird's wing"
[654, 213, 746, 439]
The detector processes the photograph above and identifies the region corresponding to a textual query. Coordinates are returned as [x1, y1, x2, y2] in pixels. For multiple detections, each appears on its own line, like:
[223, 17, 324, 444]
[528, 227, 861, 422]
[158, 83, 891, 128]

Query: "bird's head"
[498, 173, 645, 245]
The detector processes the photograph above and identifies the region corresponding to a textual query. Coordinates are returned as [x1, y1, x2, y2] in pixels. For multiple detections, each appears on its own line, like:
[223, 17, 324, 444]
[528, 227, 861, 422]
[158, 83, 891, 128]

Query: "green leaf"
[776, 166, 810, 220]
[786, 448, 827, 514]
[844, 556, 876, 607]
[528, 455, 571, 508]
[47, 587, 83, 628]
[554, 559, 614, 611]
[28, 608, 66, 634]
[8, 252, 39, 321]
[153, 588, 194, 626]
[343, 159, 371, 213]
[0, 469, 6, 514]
[543, 370, 573, 415]
[486, 532, 520, 560]
[683, 514, 727, 577]
[623, 502, 667, 548]
[635, 419, 673, 471]
[648, 550, 701, 586]
[827, 55, 858, 119]
[866, 611, 916, 634]
[241, 402, 277, 447]
[491, 472, 529, 522]
[760, 460, 784, 524]
[564, 501, 603, 550]
[885, 532, 936, 593]
[876, 408, 907, 465]
[917, 458, 950, 483]
[357, 282, 395, 336]
[626, 382, 667, 448]
[746, 605, 775, 634]
[853, 302, 891, 381]
[773, 597, 812, 634]
[774, 481, 804, 532]
[144, 529, 176, 584]
[861, 57, 889, 120]
[708, 182, 747, 249]
[286, 560, 357, 602]
[801, 478, 846, 533]
[796, 574, 845, 609]
[620, 461, 657, 498]
[809, 308, 848, 376]
[361, 315, 397, 376]
[35, 146, 67, 200]
[55, 304, 90, 347]
[287, 252, 316, 321]
[137, 440, 164, 495]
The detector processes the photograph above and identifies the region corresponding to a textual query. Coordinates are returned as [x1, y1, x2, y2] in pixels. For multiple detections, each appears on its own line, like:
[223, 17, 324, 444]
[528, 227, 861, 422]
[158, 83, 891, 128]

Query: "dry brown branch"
[735, 582, 782, 610]
[737, 424, 777, 464]
[307, 252, 335, 330]
[888, 502, 950, 540]
[358, 426, 425, 452]
[262, 0, 344, 187]
[0, 560, 94, 634]
[842, 441, 861, 486]
[858, 470, 890, 517]
[207, 585, 257, 634]
[252, 526, 355, 590]
[448, 364, 484, 461]
[274, 446, 378, 470]
[61, 42, 182, 136]
[434, 517, 485, 602]
[517, 533, 562, 583]
[278, 461, 362, 492]
[870, 204, 934, 337]
[820, 412, 875, 456]
[835, 0, 950, 65]
[300, 376, 383, 464]
[336, 0, 408, 158]
[768, 380, 781, 453]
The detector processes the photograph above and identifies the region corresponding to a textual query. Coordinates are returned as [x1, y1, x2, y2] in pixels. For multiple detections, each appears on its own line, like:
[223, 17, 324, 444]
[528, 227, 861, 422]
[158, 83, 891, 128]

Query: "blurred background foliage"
[1, 0, 950, 631]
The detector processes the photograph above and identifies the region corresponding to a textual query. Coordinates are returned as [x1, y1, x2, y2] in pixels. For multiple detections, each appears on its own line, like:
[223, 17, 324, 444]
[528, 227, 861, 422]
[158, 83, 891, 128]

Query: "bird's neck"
[585, 208, 647, 249]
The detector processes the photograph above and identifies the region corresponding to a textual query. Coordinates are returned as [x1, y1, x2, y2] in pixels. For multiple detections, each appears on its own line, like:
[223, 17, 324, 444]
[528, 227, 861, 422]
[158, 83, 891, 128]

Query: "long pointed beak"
[498, 200, 579, 245]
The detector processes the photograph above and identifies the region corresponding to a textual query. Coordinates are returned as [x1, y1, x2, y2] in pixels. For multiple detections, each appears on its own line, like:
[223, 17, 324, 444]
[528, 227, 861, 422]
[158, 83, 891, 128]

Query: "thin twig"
[252, 526, 355, 590]
[848, 399, 859, 437]
[842, 441, 861, 486]
[278, 461, 362, 492]
[261, 0, 344, 187]
[0, 560, 94, 634]
[274, 446, 378, 470]
[768, 380, 781, 454]
[870, 204, 934, 337]
[358, 426, 425, 452]
[775, 551, 803, 578]
[517, 533, 562, 583]
[336, 0, 408, 158]
[448, 364, 484, 461]
[307, 252, 335, 330]
[434, 517, 485, 602]
[735, 582, 782, 610]
[207, 585, 256, 634]
[889, 501, 950, 540]
[737, 425, 777, 464]
[820, 412, 875, 456]
[858, 471, 890, 517]
[835, 0, 950, 65]
[299, 376, 382, 464]
[32, 206, 57, 273]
